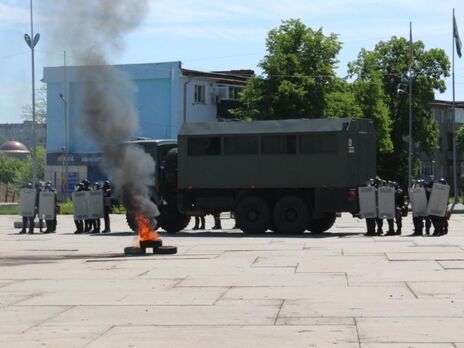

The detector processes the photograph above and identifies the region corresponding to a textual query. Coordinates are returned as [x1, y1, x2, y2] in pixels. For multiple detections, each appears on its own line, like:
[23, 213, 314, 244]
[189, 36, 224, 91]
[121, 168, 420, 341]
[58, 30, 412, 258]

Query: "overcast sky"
[2, 0, 464, 123]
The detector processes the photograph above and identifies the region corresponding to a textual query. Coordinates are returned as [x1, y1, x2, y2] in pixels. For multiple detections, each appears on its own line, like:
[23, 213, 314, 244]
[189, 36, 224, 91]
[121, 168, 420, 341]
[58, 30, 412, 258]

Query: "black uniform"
[394, 183, 405, 235]
[364, 179, 377, 236]
[431, 178, 449, 236]
[411, 179, 426, 236]
[73, 183, 84, 234]
[212, 212, 222, 229]
[102, 181, 112, 233]
[81, 180, 92, 233]
[20, 182, 33, 234]
[193, 215, 205, 230]
[90, 182, 101, 234]
[43, 181, 57, 233]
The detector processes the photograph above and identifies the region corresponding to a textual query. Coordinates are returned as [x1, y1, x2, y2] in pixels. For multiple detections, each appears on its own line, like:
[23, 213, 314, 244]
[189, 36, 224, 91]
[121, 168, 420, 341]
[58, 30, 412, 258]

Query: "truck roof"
[179, 118, 356, 136]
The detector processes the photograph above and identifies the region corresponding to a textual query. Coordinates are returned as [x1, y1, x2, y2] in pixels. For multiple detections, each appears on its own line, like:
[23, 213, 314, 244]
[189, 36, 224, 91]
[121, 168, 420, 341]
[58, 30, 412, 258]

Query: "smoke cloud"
[42, 0, 159, 219]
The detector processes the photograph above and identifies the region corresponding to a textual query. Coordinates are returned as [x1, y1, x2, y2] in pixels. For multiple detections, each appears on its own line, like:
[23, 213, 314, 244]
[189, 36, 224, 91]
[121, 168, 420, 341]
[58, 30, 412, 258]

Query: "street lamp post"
[59, 51, 68, 201]
[24, 0, 40, 184]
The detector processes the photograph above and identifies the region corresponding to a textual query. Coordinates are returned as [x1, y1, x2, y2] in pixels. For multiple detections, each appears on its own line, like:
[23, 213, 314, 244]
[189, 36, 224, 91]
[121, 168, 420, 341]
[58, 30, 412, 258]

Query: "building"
[42, 61, 251, 198]
[419, 100, 464, 193]
[0, 121, 46, 149]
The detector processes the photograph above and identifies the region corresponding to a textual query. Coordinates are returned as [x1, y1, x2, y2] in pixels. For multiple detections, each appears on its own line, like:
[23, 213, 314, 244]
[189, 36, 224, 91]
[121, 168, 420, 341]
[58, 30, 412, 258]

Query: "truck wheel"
[273, 195, 309, 234]
[158, 211, 191, 233]
[126, 211, 138, 232]
[308, 213, 336, 233]
[235, 196, 271, 234]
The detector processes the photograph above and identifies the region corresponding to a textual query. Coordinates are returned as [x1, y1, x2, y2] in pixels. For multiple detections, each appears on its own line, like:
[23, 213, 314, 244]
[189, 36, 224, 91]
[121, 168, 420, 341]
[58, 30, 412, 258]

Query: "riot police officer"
[43, 181, 57, 233]
[20, 182, 33, 234]
[73, 183, 84, 234]
[411, 179, 426, 236]
[90, 182, 101, 234]
[365, 178, 377, 236]
[394, 182, 405, 235]
[102, 180, 112, 233]
[374, 179, 385, 235]
[431, 178, 450, 236]
[81, 179, 92, 233]
[424, 179, 434, 235]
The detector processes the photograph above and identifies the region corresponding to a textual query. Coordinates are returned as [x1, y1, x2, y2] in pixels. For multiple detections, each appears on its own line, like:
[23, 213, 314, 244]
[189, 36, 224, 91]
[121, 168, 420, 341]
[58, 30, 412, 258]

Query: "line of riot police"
[358, 177, 450, 236]
[409, 178, 450, 236]
[19, 181, 58, 234]
[73, 179, 112, 234]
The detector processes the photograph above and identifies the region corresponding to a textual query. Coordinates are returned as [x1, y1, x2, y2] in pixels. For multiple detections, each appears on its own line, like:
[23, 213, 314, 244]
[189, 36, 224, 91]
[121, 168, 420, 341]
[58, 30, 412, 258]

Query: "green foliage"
[457, 125, 464, 152]
[13, 145, 46, 189]
[0, 153, 23, 184]
[348, 36, 449, 187]
[0, 204, 19, 215]
[232, 19, 342, 119]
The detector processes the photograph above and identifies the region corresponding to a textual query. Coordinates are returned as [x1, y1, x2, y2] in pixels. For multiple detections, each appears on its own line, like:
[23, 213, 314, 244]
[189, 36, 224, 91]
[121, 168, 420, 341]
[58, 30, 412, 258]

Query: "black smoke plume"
[42, 0, 158, 218]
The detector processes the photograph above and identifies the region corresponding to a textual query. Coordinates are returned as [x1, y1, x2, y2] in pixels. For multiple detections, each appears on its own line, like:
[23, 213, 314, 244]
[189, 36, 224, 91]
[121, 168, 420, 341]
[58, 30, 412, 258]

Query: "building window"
[224, 136, 258, 155]
[228, 86, 243, 100]
[420, 161, 434, 176]
[194, 85, 206, 104]
[188, 137, 220, 156]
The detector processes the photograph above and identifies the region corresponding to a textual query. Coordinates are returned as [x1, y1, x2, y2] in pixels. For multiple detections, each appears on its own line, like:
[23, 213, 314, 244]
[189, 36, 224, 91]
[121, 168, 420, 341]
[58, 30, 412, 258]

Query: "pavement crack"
[404, 282, 418, 299]
[273, 299, 285, 325]
[21, 305, 75, 334]
[353, 317, 361, 348]
[213, 286, 232, 305]
[82, 324, 116, 348]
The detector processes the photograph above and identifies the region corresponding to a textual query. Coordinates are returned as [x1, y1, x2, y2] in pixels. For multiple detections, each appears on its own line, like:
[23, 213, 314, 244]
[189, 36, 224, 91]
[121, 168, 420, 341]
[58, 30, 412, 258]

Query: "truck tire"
[126, 211, 138, 232]
[308, 213, 336, 233]
[235, 196, 271, 234]
[272, 195, 309, 234]
[158, 211, 191, 233]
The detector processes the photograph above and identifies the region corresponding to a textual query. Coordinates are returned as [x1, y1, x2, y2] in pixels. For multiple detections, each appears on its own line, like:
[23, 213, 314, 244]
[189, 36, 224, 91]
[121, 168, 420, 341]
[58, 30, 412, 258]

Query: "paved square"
[1, 213, 464, 347]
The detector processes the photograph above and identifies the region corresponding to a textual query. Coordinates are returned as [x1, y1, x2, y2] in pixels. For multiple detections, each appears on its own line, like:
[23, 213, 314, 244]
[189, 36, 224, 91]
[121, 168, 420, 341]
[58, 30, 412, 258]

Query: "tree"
[232, 19, 342, 119]
[0, 153, 23, 184]
[21, 85, 47, 124]
[348, 37, 450, 186]
[13, 145, 46, 188]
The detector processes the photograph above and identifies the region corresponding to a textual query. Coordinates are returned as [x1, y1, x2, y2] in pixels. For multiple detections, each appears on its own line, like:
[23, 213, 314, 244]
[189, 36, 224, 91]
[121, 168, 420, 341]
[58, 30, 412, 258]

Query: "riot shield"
[73, 191, 89, 220]
[88, 190, 104, 219]
[378, 186, 396, 219]
[19, 188, 36, 217]
[409, 187, 428, 217]
[427, 183, 450, 217]
[358, 186, 377, 218]
[39, 192, 56, 219]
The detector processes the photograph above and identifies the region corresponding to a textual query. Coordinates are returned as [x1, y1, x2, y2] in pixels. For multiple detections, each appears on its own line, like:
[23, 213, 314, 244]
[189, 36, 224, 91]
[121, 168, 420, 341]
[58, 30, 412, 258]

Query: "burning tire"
[235, 195, 271, 234]
[155, 245, 177, 255]
[308, 213, 336, 233]
[272, 195, 308, 234]
[124, 246, 146, 256]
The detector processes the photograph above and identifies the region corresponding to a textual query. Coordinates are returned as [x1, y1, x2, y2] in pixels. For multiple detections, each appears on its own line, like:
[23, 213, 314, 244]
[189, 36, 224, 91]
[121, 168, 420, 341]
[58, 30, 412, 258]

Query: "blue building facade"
[42, 61, 251, 198]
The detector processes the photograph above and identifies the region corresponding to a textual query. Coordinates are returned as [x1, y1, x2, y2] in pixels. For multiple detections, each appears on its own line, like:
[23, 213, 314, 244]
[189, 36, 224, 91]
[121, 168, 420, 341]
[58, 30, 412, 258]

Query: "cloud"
[0, 3, 29, 26]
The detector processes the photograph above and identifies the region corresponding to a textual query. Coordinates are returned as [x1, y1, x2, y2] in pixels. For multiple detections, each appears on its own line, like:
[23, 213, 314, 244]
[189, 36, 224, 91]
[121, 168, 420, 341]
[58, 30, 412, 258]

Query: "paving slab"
[1, 213, 464, 347]
[85, 325, 359, 348]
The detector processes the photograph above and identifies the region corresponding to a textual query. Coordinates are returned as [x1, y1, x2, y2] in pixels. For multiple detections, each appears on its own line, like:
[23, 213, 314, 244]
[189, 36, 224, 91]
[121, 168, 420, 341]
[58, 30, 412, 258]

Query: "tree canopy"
[349, 37, 449, 185]
[232, 19, 343, 119]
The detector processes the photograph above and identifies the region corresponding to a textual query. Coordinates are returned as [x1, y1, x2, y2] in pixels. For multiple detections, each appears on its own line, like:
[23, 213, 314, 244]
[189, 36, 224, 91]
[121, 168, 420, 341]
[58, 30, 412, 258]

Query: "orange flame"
[135, 213, 159, 246]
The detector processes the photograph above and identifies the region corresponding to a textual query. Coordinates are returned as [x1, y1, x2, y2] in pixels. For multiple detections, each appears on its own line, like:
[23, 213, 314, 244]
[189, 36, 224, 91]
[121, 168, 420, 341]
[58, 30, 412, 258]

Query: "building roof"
[430, 100, 464, 108]
[179, 118, 356, 136]
[0, 140, 30, 153]
[181, 68, 252, 86]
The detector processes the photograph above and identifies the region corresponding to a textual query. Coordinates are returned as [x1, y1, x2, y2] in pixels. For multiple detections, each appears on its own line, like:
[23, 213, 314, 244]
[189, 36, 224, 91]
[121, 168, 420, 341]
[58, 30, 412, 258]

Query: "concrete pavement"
[1, 213, 464, 347]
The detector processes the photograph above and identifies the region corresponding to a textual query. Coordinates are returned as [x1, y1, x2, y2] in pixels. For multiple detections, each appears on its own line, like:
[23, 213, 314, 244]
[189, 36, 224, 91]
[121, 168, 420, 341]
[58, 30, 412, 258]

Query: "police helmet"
[438, 178, 447, 184]
[26, 182, 33, 189]
[93, 182, 101, 190]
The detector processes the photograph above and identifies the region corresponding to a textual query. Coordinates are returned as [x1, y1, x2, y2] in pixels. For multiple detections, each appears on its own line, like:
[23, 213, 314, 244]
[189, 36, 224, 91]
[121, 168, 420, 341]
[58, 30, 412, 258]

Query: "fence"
[0, 182, 18, 202]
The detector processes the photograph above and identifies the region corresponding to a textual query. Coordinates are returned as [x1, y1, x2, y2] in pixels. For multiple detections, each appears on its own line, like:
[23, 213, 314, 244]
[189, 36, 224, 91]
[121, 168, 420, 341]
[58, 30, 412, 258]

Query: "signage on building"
[47, 152, 104, 165]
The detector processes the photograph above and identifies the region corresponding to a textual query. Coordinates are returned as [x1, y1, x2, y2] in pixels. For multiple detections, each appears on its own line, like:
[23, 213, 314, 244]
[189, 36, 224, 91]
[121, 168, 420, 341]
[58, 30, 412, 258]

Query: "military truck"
[126, 117, 376, 234]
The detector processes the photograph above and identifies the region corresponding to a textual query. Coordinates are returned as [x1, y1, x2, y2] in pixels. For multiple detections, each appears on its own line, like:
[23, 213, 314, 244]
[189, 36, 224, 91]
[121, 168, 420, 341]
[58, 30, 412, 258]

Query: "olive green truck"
[126, 117, 376, 234]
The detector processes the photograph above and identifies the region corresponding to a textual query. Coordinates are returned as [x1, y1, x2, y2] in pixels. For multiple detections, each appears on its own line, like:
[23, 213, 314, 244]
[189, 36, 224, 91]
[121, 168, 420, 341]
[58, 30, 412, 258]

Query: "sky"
[2, 0, 464, 123]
